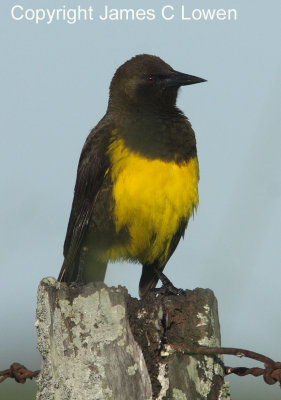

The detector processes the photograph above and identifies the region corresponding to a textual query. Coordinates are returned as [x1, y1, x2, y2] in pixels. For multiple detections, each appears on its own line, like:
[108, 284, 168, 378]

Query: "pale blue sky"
[1, 0, 281, 398]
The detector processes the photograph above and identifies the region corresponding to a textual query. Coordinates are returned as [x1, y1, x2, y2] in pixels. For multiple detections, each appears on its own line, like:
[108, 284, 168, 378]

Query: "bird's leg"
[153, 267, 185, 296]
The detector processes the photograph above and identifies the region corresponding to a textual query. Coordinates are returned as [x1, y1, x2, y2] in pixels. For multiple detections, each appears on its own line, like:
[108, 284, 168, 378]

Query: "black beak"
[164, 70, 207, 88]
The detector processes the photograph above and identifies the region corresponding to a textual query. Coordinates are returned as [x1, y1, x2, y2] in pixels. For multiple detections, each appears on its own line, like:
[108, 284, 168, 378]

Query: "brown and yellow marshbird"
[58, 54, 206, 298]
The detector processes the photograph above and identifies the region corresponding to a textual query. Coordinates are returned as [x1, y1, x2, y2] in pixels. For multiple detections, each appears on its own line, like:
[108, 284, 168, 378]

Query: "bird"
[58, 54, 206, 298]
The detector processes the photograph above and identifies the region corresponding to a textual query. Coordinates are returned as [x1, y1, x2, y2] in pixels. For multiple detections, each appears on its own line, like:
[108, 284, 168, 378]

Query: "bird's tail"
[58, 250, 107, 284]
[58, 260, 68, 282]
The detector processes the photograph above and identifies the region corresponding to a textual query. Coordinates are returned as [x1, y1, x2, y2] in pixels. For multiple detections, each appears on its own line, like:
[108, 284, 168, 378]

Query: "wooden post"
[36, 277, 230, 400]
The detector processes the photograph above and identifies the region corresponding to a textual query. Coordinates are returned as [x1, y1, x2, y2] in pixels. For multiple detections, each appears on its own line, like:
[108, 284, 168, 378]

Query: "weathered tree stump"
[36, 277, 230, 400]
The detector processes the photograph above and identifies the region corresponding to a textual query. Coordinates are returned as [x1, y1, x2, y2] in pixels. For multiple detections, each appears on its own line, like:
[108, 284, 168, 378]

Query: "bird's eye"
[146, 75, 155, 83]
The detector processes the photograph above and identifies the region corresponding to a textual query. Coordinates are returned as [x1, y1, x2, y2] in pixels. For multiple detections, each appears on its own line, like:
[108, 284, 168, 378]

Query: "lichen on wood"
[36, 278, 230, 400]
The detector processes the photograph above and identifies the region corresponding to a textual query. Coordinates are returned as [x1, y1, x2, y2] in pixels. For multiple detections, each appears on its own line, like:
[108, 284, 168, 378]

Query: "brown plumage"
[58, 54, 206, 298]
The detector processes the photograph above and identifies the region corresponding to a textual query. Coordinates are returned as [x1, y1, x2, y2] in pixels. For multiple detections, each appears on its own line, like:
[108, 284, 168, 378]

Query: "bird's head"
[108, 54, 206, 110]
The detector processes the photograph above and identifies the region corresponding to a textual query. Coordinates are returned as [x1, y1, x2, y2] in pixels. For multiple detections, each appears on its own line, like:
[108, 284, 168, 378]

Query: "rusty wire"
[0, 363, 40, 384]
[1, 347, 280, 389]
[171, 345, 281, 387]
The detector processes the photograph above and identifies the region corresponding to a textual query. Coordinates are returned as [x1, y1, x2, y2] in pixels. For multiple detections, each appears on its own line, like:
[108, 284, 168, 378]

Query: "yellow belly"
[106, 138, 199, 264]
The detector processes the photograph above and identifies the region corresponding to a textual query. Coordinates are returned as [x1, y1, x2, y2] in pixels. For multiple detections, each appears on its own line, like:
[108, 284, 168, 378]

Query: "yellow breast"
[106, 137, 199, 264]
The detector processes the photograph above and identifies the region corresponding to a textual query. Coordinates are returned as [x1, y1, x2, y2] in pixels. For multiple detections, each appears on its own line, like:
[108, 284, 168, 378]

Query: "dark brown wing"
[58, 118, 112, 282]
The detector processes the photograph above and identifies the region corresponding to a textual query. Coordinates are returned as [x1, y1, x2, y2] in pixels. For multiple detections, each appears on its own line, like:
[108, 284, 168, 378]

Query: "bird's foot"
[152, 285, 185, 297]
[153, 267, 185, 297]
[164, 284, 185, 296]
